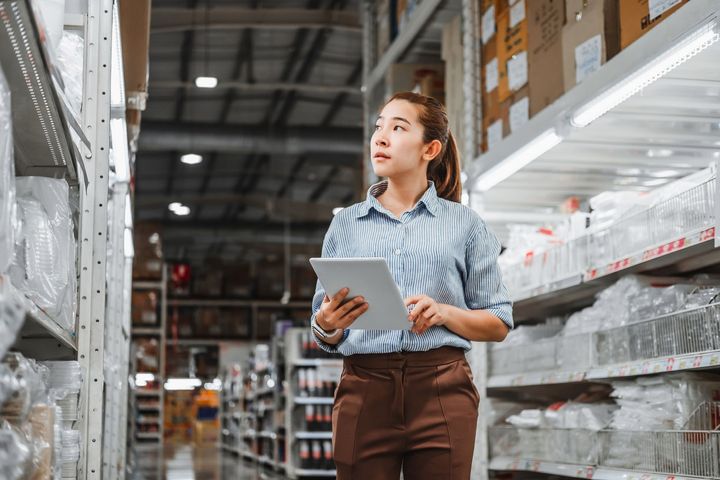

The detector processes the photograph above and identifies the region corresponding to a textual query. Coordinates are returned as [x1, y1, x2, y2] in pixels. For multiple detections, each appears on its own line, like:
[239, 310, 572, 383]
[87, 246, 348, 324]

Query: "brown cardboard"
[501, 85, 530, 136]
[562, 0, 619, 91]
[132, 291, 159, 326]
[498, 2, 529, 102]
[442, 15, 465, 163]
[120, 0, 151, 96]
[527, 0, 566, 116]
[619, 0, 689, 49]
[387, 63, 445, 103]
[133, 223, 163, 280]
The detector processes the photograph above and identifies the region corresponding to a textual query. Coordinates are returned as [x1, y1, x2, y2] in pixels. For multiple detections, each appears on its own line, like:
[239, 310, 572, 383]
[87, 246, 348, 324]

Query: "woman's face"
[370, 99, 440, 179]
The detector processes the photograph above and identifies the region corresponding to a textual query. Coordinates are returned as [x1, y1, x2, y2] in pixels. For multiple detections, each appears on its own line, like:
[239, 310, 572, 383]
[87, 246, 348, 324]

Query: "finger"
[418, 314, 439, 334]
[328, 287, 350, 311]
[404, 295, 423, 307]
[422, 305, 437, 320]
[412, 312, 429, 333]
[337, 302, 369, 329]
[336, 296, 365, 318]
[323, 295, 330, 303]
[409, 299, 431, 321]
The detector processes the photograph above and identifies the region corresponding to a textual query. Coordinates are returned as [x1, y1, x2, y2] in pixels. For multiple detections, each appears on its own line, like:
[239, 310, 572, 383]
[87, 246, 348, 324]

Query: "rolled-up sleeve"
[310, 217, 349, 352]
[464, 220, 513, 329]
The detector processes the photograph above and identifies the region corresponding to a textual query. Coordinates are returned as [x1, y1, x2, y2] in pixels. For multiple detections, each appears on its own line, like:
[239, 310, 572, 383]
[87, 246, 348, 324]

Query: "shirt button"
[394, 249, 401, 255]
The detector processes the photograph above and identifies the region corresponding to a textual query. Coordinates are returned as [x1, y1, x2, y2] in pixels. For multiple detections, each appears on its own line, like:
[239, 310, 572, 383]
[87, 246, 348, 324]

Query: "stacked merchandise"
[478, 0, 689, 153]
[0, 353, 82, 480]
[490, 275, 720, 377]
[498, 166, 716, 298]
[298, 440, 334, 471]
[490, 373, 720, 477]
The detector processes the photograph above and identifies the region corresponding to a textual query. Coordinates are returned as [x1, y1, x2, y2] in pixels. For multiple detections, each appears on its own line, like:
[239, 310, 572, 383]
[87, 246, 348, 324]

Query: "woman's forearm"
[441, 305, 510, 342]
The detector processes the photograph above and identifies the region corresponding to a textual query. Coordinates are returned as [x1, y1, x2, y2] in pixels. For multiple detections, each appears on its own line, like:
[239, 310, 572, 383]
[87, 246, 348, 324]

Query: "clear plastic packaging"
[0, 420, 33, 480]
[0, 63, 17, 274]
[34, 0, 66, 52]
[40, 361, 82, 398]
[9, 178, 77, 333]
[0, 276, 28, 358]
[55, 31, 84, 120]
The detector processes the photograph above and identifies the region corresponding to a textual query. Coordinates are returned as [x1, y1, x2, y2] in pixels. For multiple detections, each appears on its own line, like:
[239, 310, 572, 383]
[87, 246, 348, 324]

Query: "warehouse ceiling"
[135, 0, 364, 265]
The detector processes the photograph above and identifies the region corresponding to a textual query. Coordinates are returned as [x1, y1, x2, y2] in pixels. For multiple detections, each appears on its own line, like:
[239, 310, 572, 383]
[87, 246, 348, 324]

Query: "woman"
[310, 92, 513, 479]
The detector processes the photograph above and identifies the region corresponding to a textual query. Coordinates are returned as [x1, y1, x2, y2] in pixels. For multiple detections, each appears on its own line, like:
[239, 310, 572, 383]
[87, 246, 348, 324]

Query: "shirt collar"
[356, 180, 439, 218]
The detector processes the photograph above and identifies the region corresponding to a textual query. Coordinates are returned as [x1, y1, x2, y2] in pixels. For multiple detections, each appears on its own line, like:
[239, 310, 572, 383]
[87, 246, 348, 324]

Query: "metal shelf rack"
[2, 0, 131, 479]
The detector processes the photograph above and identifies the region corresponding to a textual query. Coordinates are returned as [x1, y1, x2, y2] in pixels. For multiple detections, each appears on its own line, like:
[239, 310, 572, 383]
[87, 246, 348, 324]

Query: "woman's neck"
[377, 176, 429, 218]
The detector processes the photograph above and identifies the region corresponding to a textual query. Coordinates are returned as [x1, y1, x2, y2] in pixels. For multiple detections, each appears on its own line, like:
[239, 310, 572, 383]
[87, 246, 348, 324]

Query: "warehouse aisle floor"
[132, 443, 289, 480]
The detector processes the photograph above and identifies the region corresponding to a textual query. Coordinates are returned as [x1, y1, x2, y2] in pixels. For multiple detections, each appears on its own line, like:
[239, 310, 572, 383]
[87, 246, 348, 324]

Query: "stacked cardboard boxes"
[479, 0, 689, 154]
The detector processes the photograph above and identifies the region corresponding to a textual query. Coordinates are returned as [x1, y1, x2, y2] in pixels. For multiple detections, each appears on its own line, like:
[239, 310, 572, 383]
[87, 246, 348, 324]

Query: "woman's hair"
[384, 91, 462, 203]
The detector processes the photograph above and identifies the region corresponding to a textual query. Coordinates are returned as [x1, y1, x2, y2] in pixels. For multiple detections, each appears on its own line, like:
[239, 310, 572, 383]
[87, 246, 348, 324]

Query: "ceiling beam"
[138, 122, 363, 155]
[322, 59, 363, 126]
[174, 0, 200, 122]
[151, 7, 361, 34]
[151, 80, 360, 95]
[308, 166, 339, 202]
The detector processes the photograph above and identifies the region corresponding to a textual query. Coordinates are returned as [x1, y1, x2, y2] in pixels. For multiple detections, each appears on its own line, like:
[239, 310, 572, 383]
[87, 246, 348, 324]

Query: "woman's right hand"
[316, 287, 369, 337]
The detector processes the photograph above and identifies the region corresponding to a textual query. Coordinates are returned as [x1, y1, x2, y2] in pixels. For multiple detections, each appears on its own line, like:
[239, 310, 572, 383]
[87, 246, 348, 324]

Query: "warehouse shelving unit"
[1, 0, 132, 479]
[361, 1, 720, 479]
[284, 328, 341, 479]
[128, 265, 167, 460]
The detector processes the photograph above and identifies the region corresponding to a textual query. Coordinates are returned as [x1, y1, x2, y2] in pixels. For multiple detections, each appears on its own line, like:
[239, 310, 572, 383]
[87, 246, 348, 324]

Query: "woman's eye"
[393, 125, 404, 131]
[374, 125, 381, 131]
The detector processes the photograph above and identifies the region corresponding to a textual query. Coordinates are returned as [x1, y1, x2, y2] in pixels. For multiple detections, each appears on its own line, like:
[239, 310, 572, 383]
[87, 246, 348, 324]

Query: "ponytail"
[428, 131, 462, 203]
[385, 92, 463, 203]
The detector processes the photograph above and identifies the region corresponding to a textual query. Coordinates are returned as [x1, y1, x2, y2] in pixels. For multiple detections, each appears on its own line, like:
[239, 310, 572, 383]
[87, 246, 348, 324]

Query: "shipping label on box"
[619, 0, 688, 50]
[509, 96, 529, 133]
[485, 58, 499, 92]
[575, 34, 602, 84]
[482, 4, 497, 44]
[648, 0, 683, 20]
[487, 119, 504, 151]
[507, 51, 528, 91]
[509, 1, 526, 28]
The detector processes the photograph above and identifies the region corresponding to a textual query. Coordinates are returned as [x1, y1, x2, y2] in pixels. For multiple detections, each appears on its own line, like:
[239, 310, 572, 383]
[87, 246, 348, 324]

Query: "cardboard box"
[193, 308, 222, 338]
[527, 0, 566, 116]
[132, 291, 159, 326]
[387, 63, 445, 103]
[133, 223, 163, 280]
[497, 1, 529, 102]
[256, 263, 285, 299]
[224, 266, 254, 298]
[442, 15, 465, 163]
[291, 266, 317, 300]
[221, 309, 250, 338]
[501, 85, 530, 136]
[192, 269, 224, 297]
[480, 0, 500, 45]
[619, 0, 689, 50]
[120, 0, 151, 96]
[562, 0, 619, 91]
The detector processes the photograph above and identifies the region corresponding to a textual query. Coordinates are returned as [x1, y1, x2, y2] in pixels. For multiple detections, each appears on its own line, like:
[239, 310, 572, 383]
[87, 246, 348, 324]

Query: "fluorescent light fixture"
[180, 153, 203, 165]
[644, 178, 671, 187]
[474, 129, 563, 192]
[168, 202, 191, 216]
[164, 378, 202, 391]
[647, 148, 673, 158]
[135, 373, 155, 388]
[650, 169, 680, 178]
[572, 25, 719, 127]
[204, 378, 223, 391]
[195, 76, 218, 88]
[110, 118, 130, 182]
[332, 207, 344, 216]
[124, 228, 134, 259]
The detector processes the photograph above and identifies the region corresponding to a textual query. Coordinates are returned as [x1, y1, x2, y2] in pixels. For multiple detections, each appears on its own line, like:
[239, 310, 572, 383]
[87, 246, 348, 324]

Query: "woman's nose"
[374, 132, 388, 147]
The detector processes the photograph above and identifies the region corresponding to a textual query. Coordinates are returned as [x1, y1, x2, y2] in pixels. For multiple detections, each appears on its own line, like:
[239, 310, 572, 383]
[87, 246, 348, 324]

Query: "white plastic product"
[33, 0, 66, 52]
[0, 63, 16, 274]
[0, 276, 28, 358]
[9, 178, 77, 332]
[56, 31, 84, 120]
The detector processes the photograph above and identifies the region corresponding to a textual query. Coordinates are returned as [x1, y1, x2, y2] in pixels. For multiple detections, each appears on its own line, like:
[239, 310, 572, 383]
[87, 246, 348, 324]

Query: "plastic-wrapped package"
[0, 276, 28, 359]
[9, 178, 77, 333]
[0, 63, 17, 274]
[544, 402, 616, 431]
[0, 420, 33, 480]
[28, 403, 56, 480]
[40, 361, 82, 397]
[55, 31, 84, 120]
[33, 0, 66, 52]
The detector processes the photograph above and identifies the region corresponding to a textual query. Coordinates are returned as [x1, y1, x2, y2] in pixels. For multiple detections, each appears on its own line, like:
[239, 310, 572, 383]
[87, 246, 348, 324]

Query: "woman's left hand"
[404, 295, 449, 335]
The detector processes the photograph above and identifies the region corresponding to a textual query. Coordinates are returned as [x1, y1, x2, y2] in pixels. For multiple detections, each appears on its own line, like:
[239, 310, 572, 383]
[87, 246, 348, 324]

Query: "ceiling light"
[181, 153, 203, 165]
[646, 148, 673, 158]
[332, 207, 344, 216]
[164, 378, 202, 391]
[168, 202, 183, 211]
[168, 202, 191, 216]
[650, 169, 680, 178]
[204, 378, 222, 391]
[195, 76, 218, 88]
[572, 25, 719, 127]
[474, 129, 562, 192]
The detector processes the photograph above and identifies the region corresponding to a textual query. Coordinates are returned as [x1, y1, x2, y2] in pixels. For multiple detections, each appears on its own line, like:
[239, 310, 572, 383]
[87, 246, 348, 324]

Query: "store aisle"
[132, 444, 289, 480]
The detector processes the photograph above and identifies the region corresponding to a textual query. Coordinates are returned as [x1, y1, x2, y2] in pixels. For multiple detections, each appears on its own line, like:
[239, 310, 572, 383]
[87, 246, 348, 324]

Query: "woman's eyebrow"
[376, 115, 412, 126]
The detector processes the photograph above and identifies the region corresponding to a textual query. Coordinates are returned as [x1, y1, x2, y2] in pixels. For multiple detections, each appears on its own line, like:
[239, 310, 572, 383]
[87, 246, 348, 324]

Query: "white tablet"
[309, 257, 410, 330]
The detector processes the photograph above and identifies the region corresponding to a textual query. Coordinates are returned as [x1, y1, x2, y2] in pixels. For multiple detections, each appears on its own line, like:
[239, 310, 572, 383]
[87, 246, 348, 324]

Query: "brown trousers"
[331, 347, 480, 480]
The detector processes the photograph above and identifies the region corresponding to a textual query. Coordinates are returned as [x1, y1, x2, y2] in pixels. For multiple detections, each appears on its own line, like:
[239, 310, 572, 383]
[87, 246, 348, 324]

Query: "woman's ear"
[423, 139, 443, 162]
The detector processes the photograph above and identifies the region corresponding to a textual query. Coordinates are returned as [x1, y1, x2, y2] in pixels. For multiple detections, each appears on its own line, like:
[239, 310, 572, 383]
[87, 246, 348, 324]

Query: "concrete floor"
[131, 443, 290, 480]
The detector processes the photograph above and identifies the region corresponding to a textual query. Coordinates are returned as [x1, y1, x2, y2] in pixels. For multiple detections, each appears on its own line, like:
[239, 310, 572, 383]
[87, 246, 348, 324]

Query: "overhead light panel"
[474, 129, 562, 192]
[195, 76, 218, 89]
[572, 24, 719, 127]
[181, 153, 203, 165]
[168, 202, 191, 216]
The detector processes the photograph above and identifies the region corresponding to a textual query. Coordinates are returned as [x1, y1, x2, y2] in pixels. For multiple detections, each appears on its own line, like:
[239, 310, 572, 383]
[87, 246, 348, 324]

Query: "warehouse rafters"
[136, 0, 364, 264]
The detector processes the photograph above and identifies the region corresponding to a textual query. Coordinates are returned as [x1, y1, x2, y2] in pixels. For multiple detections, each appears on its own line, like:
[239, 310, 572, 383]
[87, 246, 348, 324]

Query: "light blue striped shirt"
[310, 180, 513, 355]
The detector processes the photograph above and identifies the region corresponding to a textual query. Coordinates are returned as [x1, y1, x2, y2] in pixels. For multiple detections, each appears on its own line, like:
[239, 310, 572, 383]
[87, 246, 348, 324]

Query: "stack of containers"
[41, 361, 82, 480]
